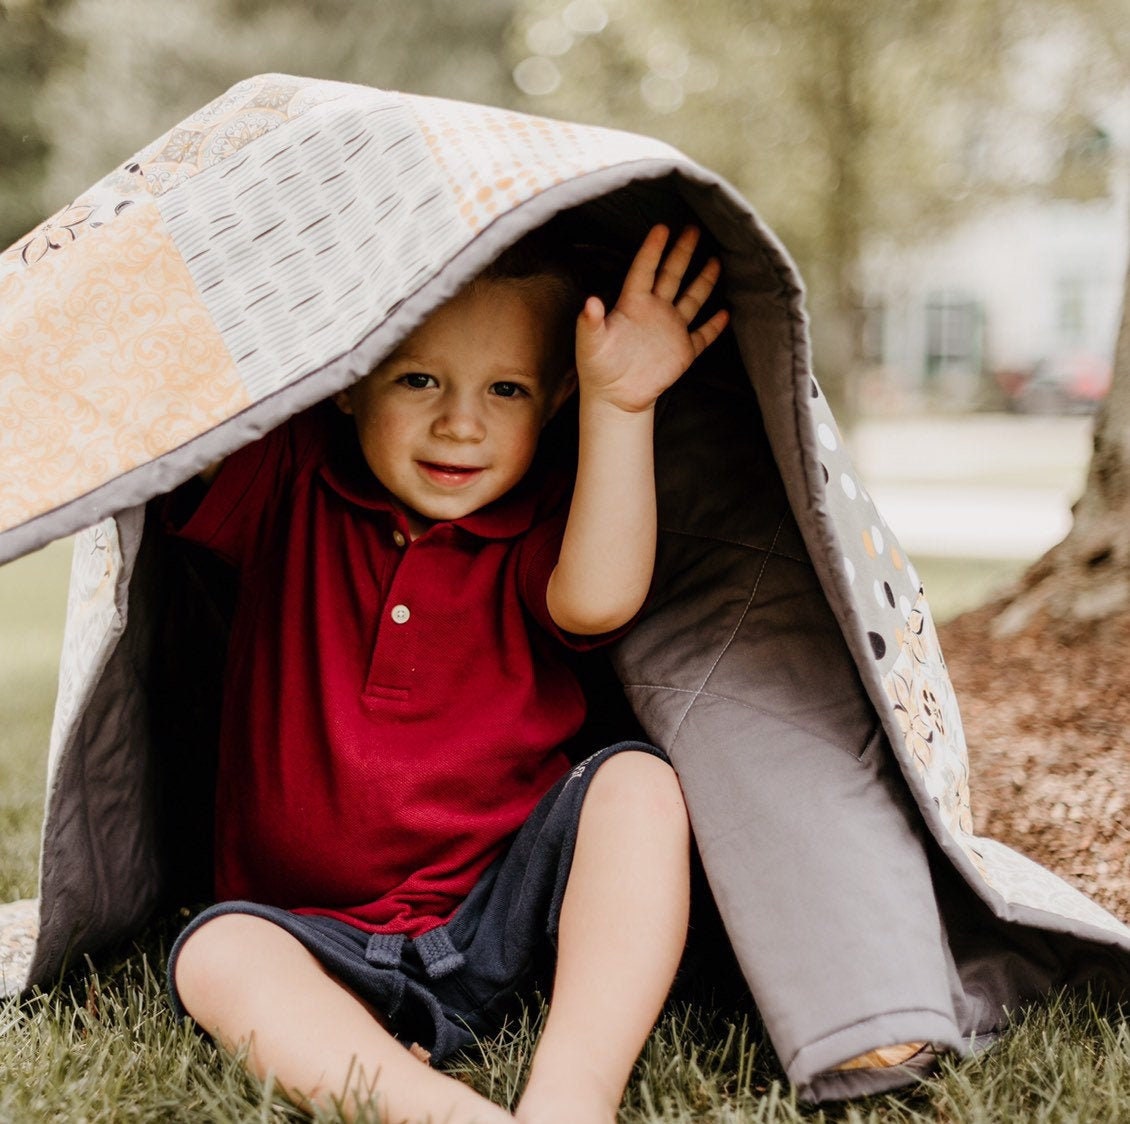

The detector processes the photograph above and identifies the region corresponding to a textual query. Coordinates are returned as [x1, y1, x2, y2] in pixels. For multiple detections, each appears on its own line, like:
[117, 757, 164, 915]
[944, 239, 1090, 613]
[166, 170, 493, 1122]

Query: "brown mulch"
[940, 604, 1130, 921]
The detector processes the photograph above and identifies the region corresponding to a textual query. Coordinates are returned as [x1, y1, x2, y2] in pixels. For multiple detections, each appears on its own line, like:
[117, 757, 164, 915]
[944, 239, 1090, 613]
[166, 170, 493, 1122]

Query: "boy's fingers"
[674, 257, 721, 322]
[575, 296, 606, 355]
[619, 224, 669, 296]
[653, 226, 700, 302]
[690, 308, 730, 356]
[580, 294, 606, 324]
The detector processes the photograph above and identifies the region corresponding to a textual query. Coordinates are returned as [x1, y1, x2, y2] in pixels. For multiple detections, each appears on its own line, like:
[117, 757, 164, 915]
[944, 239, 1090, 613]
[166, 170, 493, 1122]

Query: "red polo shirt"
[174, 405, 599, 936]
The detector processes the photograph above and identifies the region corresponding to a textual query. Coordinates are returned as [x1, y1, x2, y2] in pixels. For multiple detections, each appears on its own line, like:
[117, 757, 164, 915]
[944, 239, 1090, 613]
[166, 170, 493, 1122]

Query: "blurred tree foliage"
[0, 0, 79, 248]
[1038, 0, 1126, 204]
[1, 0, 1122, 415]
[505, 0, 1034, 411]
[992, 0, 1130, 632]
[7, 0, 523, 246]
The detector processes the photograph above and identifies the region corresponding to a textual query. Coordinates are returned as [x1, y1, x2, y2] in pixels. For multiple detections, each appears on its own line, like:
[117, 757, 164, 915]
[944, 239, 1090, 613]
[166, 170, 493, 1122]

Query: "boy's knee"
[587, 750, 689, 832]
[173, 912, 276, 1016]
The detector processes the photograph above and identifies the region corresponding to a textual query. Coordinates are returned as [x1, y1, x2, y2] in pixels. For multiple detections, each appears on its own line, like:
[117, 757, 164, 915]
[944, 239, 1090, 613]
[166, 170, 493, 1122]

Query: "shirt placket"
[363, 526, 420, 700]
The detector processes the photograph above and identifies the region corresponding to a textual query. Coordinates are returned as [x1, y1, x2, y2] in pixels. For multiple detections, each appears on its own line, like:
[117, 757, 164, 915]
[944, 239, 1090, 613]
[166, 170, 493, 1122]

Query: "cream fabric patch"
[0, 205, 247, 533]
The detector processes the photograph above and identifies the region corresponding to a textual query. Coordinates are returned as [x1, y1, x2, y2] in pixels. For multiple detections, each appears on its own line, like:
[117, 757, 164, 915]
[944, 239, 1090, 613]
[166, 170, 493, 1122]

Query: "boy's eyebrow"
[382, 347, 542, 383]
[379, 346, 448, 373]
[490, 363, 541, 381]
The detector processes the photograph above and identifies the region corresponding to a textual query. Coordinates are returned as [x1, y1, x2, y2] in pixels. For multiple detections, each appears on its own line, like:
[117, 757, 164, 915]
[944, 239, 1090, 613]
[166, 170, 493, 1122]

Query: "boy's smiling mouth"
[418, 461, 486, 486]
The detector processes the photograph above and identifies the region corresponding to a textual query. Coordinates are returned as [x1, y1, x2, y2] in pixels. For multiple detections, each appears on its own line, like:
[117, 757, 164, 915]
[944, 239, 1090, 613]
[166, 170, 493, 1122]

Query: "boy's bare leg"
[516, 751, 691, 1124]
[174, 913, 512, 1123]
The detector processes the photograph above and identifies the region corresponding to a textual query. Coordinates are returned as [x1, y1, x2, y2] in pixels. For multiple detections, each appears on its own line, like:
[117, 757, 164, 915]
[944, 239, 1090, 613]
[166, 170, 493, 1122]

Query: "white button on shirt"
[390, 604, 411, 624]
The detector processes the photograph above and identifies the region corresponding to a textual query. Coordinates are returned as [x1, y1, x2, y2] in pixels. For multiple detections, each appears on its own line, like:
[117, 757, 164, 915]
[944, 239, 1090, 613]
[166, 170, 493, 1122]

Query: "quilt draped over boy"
[2, 74, 1130, 1104]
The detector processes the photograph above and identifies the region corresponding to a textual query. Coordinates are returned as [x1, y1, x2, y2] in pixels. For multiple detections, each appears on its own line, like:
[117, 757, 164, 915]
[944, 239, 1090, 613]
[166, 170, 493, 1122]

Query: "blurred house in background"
[860, 88, 1129, 415]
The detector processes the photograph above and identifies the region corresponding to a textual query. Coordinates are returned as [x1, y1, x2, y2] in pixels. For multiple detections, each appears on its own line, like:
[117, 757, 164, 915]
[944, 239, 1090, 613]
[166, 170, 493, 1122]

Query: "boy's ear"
[545, 368, 577, 422]
[332, 389, 354, 415]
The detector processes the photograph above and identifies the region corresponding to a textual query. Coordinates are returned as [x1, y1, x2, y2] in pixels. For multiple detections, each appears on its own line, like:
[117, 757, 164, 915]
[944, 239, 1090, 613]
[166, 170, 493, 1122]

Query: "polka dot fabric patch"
[805, 376, 923, 676]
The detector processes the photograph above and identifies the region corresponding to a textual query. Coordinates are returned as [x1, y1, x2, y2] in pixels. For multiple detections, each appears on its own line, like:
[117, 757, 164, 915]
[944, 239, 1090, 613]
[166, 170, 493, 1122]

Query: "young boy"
[168, 223, 728, 1123]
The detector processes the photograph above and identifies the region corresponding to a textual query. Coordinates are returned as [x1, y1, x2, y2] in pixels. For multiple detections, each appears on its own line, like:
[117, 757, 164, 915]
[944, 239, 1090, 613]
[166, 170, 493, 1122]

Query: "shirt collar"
[318, 422, 561, 541]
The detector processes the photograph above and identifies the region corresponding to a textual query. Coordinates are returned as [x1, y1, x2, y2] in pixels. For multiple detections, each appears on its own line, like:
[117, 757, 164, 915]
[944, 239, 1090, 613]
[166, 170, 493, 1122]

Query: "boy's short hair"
[471, 225, 584, 387]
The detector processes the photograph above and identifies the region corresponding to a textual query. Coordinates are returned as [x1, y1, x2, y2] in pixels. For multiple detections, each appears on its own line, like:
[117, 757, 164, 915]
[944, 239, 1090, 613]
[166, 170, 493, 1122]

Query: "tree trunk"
[993, 233, 1130, 636]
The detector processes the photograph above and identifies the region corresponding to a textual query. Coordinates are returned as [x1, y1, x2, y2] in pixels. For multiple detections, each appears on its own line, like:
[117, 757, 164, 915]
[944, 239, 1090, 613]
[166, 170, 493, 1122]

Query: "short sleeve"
[169, 412, 321, 570]
[517, 515, 636, 652]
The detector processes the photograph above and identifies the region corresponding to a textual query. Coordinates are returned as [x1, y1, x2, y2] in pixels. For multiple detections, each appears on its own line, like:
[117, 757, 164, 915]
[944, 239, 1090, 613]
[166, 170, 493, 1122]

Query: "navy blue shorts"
[168, 740, 668, 1063]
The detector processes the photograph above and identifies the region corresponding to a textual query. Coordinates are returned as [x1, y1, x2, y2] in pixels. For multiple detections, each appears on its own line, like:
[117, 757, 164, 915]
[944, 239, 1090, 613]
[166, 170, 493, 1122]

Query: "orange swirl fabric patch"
[0, 205, 249, 532]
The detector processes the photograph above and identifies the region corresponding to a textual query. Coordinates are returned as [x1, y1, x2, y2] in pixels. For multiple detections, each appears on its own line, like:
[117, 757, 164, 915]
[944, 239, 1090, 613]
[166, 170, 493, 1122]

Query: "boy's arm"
[546, 226, 728, 636]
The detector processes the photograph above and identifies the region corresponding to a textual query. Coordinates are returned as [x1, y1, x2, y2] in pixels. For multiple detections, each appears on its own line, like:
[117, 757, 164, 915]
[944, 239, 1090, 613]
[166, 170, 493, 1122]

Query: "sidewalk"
[846, 414, 1093, 560]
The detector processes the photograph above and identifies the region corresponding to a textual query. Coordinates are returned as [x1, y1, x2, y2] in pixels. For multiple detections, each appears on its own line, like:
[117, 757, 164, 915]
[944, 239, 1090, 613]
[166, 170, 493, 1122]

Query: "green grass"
[3, 946, 1130, 1121]
[0, 538, 69, 902]
[2, 540, 1129, 1120]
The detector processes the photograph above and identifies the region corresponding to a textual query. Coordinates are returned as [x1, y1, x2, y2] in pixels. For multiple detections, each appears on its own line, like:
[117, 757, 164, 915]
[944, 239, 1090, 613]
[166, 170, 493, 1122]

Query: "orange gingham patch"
[0, 205, 249, 533]
[411, 97, 643, 231]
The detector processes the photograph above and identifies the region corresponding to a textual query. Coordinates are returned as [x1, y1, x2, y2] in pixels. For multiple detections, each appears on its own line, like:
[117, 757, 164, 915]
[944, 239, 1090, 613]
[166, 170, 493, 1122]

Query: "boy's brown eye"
[400, 373, 435, 389]
[491, 382, 527, 398]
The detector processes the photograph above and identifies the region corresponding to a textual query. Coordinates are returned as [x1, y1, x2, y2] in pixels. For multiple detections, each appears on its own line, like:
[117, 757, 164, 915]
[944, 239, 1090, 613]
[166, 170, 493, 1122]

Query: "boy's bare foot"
[515, 1073, 619, 1124]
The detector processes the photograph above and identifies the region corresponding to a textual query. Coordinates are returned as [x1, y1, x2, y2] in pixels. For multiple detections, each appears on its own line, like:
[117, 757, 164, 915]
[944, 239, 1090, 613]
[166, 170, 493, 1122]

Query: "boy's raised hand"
[574, 225, 729, 414]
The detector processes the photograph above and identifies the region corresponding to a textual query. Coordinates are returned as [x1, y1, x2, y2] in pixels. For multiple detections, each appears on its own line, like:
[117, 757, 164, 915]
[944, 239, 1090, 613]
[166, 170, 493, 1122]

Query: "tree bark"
[993, 231, 1130, 636]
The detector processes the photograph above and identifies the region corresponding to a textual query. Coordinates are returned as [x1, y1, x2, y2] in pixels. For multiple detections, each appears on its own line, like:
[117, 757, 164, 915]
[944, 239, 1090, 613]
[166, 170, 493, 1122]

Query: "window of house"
[924, 292, 983, 378]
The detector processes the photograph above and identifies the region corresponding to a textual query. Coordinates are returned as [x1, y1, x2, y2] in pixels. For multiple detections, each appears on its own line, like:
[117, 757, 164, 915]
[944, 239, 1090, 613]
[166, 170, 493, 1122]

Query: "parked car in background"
[996, 351, 1112, 413]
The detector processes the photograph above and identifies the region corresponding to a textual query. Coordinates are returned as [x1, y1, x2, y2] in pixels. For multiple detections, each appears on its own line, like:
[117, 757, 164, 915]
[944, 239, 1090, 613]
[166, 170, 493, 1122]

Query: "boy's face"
[336, 279, 574, 536]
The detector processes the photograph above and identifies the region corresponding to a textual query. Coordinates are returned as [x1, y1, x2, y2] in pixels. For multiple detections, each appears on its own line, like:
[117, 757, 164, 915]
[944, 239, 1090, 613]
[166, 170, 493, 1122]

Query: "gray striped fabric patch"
[157, 93, 464, 400]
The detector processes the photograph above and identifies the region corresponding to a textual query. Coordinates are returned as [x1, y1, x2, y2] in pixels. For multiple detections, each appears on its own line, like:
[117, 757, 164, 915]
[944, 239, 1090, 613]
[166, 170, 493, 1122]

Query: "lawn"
[1, 540, 1127, 1121]
[0, 539, 67, 905]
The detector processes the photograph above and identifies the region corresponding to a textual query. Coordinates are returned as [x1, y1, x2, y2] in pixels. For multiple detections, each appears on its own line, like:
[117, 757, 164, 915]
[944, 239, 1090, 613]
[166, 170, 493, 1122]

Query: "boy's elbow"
[546, 576, 644, 637]
[554, 606, 635, 637]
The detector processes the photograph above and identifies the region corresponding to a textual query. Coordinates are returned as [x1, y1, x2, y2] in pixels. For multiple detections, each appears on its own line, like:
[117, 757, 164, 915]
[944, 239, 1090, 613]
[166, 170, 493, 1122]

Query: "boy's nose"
[433, 396, 486, 442]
